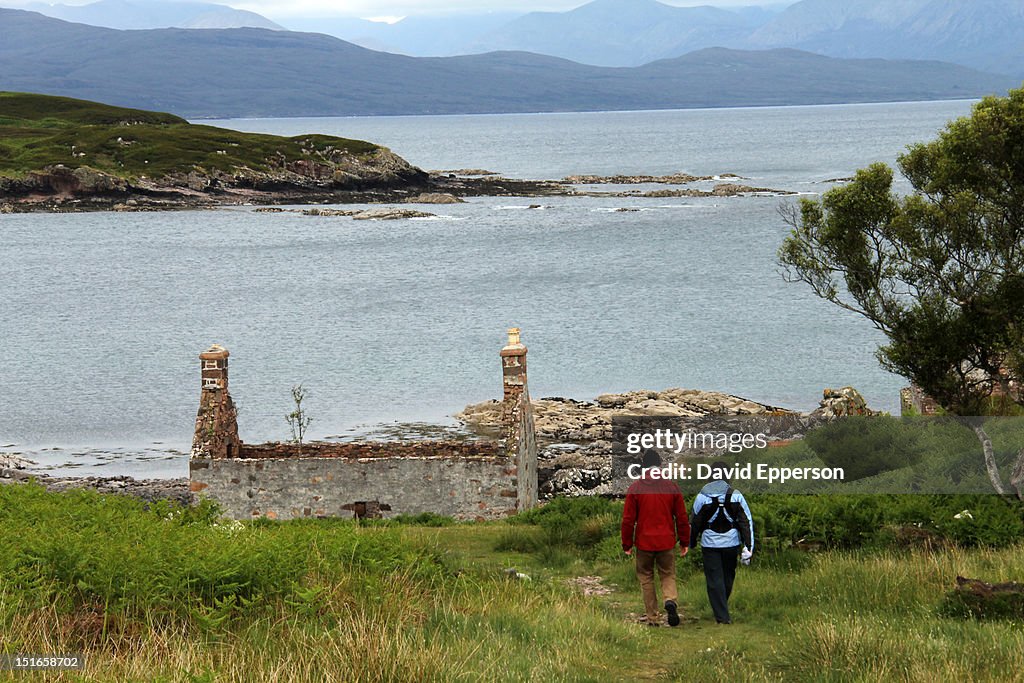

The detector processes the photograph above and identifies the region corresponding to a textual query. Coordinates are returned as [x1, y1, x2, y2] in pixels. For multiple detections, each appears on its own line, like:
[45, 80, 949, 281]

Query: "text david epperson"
[626, 462, 845, 484]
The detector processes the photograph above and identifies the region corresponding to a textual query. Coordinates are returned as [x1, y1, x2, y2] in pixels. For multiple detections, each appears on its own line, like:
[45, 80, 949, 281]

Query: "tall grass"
[0, 484, 642, 682]
[2, 486, 1022, 681]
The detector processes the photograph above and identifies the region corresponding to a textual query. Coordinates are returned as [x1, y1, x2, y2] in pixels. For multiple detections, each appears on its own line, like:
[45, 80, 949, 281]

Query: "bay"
[0, 99, 977, 476]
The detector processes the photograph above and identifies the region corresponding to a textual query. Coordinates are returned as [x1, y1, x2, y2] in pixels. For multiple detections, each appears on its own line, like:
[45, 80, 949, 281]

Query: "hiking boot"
[665, 600, 680, 627]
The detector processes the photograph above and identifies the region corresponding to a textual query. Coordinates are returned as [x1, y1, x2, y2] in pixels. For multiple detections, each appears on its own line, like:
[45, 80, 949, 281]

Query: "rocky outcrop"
[406, 192, 464, 204]
[811, 386, 878, 419]
[456, 388, 789, 442]
[0, 453, 32, 470]
[351, 208, 436, 220]
[430, 169, 499, 176]
[301, 208, 359, 217]
[1, 148, 433, 211]
[711, 183, 795, 196]
[563, 172, 743, 184]
[1, 164, 129, 198]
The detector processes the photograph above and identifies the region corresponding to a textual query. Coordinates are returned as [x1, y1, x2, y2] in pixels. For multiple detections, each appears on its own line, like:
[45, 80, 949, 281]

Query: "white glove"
[740, 546, 752, 565]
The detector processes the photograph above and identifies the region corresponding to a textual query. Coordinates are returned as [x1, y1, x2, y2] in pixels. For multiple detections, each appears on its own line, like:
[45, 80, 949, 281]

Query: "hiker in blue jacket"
[689, 462, 754, 624]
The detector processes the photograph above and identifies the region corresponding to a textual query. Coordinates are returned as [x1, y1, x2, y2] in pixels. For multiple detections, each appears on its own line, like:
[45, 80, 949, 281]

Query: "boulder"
[352, 208, 435, 220]
[812, 386, 876, 419]
[407, 192, 463, 204]
[302, 208, 358, 217]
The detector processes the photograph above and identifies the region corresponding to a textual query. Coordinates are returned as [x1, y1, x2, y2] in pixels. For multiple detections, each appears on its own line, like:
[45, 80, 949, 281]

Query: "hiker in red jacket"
[621, 449, 690, 627]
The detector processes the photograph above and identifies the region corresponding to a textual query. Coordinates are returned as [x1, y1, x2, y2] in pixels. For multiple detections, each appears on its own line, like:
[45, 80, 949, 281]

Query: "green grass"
[1, 485, 1022, 682]
[0, 92, 380, 179]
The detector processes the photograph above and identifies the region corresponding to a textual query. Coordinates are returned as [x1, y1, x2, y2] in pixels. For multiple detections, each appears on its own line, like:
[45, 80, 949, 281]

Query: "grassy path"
[404, 525, 1024, 682]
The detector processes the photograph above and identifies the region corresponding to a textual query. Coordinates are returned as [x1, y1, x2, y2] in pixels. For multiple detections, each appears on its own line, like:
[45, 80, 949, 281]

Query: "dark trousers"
[702, 545, 741, 623]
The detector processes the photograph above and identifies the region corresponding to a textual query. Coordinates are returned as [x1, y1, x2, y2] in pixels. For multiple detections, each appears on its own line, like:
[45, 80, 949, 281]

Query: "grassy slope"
[2, 484, 1022, 682]
[0, 92, 380, 179]
[424, 525, 1024, 682]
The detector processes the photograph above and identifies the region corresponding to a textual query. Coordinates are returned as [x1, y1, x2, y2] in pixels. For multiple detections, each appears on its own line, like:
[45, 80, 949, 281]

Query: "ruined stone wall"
[187, 334, 538, 520]
[190, 446, 518, 521]
[900, 385, 941, 416]
[509, 389, 538, 509]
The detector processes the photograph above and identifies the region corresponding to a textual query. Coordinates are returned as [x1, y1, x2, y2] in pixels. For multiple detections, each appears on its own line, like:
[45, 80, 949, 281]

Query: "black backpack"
[691, 486, 751, 549]
[701, 487, 739, 531]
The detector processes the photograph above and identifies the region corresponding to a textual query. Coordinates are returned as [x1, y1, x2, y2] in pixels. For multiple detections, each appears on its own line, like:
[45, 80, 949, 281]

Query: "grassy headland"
[2, 484, 1022, 682]
[0, 92, 427, 209]
[0, 92, 378, 178]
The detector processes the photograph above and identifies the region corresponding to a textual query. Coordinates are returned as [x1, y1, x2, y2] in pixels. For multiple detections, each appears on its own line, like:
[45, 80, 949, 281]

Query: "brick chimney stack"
[191, 344, 241, 459]
[500, 327, 528, 404]
[500, 328, 537, 510]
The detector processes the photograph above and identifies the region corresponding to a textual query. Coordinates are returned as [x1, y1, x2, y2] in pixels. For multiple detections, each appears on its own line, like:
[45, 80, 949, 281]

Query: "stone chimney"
[191, 344, 241, 459]
[500, 328, 537, 510]
[500, 327, 527, 404]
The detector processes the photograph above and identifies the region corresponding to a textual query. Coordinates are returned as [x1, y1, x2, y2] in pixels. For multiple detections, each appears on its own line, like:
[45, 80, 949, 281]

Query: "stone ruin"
[189, 329, 538, 521]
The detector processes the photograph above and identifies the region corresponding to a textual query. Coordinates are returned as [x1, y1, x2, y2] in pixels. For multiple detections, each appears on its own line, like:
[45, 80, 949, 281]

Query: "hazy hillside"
[18, 0, 282, 30]
[0, 9, 1013, 119]
[292, 0, 1024, 76]
[467, 0, 756, 67]
[284, 12, 522, 57]
[748, 0, 1024, 77]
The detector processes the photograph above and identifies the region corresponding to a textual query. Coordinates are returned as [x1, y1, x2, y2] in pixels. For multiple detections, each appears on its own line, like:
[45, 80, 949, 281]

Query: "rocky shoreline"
[1, 168, 796, 213]
[1, 466, 190, 506]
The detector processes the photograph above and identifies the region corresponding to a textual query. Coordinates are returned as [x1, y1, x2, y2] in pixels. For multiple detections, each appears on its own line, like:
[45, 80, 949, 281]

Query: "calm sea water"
[0, 100, 977, 476]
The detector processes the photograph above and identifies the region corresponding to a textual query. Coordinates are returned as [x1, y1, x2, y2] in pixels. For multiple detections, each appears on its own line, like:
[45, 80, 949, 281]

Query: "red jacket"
[621, 474, 690, 552]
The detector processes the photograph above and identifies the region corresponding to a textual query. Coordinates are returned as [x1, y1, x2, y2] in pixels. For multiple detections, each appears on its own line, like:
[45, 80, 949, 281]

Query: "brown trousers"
[635, 548, 678, 621]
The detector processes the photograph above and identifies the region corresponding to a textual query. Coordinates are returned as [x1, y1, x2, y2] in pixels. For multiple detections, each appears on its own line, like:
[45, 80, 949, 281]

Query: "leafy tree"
[778, 86, 1024, 498]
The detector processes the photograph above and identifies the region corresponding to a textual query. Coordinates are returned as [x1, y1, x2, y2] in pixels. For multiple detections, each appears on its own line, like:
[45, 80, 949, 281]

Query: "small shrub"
[494, 527, 543, 554]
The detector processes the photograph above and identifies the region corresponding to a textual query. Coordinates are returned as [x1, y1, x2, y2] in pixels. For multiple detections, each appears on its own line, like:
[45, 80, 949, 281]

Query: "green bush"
[501, 492, 1024, 561]
[752, 494, 1024, 550]
[803, 416, 929, 480]
[507, 497, 622, 553]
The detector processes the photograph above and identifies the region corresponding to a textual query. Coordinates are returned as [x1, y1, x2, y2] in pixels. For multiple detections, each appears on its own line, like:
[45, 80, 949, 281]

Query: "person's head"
[642, 449, 662, 469]
[709, 461, 730, 482]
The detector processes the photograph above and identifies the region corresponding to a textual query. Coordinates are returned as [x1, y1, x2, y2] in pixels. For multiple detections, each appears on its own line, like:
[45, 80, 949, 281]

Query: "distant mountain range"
[16, 0, 282, 30]
[289, 0, 1024, 76]
[747, 0, 1024, 77]
[6, 0, 1024, 78]
[464, 0, 756, 67]
[0, 8, 1013, 119]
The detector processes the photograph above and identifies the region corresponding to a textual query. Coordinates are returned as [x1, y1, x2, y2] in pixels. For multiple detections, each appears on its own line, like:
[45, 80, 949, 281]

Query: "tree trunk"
[1011, 447, 1024, 502]
[970, 422, 1007, 495]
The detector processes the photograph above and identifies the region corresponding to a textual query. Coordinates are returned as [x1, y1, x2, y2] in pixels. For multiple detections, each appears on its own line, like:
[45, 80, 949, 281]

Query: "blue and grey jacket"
[690, 480, 754, 551]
